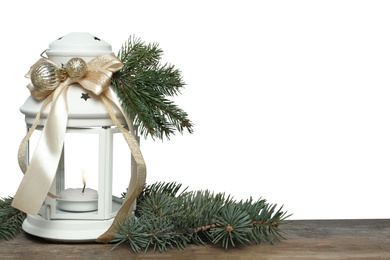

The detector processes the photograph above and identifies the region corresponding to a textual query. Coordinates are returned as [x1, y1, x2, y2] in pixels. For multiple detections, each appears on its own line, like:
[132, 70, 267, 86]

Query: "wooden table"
[1, 219, 389, 259]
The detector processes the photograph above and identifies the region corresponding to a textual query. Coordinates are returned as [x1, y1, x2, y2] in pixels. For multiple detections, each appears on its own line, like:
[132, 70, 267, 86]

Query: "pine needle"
[0, 197, 26, 240]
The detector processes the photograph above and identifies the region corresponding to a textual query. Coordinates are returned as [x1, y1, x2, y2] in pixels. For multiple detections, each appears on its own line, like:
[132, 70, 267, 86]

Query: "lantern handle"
[40, 49, 50, 59]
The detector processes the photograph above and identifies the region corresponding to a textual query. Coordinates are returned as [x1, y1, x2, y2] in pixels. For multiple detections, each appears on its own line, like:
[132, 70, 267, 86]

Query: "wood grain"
[1, 219, 389, 259]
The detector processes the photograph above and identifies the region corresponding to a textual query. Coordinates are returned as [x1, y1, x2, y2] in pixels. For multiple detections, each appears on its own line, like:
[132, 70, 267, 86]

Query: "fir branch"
[111, 182, 291, 252]
[112, 36, 193, 140]
[0, 197, 26, 240]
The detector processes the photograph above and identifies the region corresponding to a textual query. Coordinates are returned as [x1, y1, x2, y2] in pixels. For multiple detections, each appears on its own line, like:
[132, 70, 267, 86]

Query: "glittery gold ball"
[66, 57, 87, 79]
[31, 62, 62, 91]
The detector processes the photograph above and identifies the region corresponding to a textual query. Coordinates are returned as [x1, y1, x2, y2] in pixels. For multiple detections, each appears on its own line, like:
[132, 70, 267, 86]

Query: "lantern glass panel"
[64, 133, 99, 190]
[112, 132, 131, 199]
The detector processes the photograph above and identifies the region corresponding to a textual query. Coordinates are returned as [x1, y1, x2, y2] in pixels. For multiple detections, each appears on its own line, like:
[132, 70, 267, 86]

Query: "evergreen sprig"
[112, 36, 193, 140]
[111, 182, 290, 252]
[0, 197, 26, 240]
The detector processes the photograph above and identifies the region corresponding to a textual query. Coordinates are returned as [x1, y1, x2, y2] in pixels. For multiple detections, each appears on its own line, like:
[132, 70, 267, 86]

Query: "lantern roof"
[46, 32, 112, 57]
[20, 32, 126, 128]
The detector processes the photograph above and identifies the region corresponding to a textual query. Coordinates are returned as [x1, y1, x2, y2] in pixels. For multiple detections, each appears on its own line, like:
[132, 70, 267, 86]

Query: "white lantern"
[13, 32, 143, 242]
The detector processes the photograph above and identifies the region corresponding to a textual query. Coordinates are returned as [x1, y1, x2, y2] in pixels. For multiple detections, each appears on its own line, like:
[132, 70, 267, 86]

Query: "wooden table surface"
[1, 219, 389, 259]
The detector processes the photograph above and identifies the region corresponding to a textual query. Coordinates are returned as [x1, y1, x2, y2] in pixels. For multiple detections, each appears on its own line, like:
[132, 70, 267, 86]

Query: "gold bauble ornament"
[66, 57, 87, 79]
[31, 62, 63, 91]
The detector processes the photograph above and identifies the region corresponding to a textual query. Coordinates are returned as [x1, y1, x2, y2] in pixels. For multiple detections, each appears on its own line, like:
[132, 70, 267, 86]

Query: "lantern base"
[22, 214, 114, 242]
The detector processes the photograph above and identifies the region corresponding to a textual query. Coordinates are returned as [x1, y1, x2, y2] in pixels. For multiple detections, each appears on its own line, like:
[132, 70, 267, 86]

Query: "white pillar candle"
[58, 188, 98, 212]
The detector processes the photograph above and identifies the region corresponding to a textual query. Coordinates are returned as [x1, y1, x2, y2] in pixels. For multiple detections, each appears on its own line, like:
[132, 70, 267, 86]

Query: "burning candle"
[57, 169, 98, 212]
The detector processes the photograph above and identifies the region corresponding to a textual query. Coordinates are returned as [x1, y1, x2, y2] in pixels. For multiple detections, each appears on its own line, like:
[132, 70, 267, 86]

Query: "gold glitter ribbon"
[12, 53, 147, 239]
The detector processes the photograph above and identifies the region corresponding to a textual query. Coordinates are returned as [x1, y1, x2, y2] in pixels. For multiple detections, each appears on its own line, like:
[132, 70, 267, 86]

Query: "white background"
[1, 0, 389, 219]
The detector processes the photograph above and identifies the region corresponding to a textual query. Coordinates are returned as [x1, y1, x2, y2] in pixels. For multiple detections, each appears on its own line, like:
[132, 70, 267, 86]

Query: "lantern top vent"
[46, 32, 112, 57]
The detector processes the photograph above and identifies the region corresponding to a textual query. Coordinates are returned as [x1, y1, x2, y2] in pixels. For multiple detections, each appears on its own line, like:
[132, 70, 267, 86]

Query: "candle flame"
[82, 168, 86, 185]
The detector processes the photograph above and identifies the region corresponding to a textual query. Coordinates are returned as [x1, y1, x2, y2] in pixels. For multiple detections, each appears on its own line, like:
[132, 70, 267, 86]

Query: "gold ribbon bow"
[12, 53, 147, 243]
